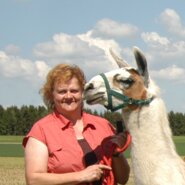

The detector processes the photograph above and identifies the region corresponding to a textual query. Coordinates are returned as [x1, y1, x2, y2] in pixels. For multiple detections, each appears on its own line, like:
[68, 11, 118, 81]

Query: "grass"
[0, 135, 24, 157]
[0, 143, 24, 157]
[1, 135, 185, 157]
[0, 135, 24, 143]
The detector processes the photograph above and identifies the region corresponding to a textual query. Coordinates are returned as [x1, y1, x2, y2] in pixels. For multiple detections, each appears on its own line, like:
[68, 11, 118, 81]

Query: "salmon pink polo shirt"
[23, 111, 115, 175]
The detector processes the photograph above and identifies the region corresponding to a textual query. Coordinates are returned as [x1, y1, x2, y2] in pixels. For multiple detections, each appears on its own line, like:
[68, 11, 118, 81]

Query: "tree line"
[0, 105, 185, 136]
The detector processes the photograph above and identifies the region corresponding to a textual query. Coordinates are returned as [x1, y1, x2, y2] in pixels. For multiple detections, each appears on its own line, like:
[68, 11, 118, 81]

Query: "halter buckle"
[128, 99, 133, 105]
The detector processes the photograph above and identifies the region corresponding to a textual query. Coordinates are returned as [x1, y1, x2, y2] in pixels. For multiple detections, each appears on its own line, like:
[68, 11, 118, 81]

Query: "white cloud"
[33, 31, 124, 78]
[140, 10, 185, 69]
[35, 61, 51, 80]
[159, 8, 185, 38]
[32, 19, 138, 75]
[0, 30, 123, 89]
[4, 44, 20, 55]
[32, 26, 185, 85]
[91, 18, 138, 39]
[141, 32, 170, 48]
[33, 32, 105, 62]
[78, 31, 121, 63]
[34, 33, 87, 58]
[0, 51, 49, 82]
[141, 31, 185, 68]
[151, 65, 185, 82]
[2, 15, 183, 88]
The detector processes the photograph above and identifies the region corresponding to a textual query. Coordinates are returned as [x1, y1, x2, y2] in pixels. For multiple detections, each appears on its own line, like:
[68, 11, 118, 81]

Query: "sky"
[0, 0, 185, 113]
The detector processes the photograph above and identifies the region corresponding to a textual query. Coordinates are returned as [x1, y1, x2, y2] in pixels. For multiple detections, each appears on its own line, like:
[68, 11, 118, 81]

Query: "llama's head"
[84, 47, 157, 111]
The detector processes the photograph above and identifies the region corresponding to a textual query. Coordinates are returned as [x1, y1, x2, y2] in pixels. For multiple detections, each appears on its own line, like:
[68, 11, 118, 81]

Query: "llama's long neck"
[122, 97, 185, 185]
[122, 97, 176, 154]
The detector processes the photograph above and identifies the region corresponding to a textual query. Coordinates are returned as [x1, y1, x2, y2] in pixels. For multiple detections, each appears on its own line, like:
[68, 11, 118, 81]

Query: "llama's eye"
[119, 78, 134, 88]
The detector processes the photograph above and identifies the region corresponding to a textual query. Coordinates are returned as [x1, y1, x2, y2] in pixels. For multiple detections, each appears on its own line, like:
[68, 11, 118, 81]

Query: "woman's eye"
[58, 90, 66, 94]
[71, 89, 79, 93]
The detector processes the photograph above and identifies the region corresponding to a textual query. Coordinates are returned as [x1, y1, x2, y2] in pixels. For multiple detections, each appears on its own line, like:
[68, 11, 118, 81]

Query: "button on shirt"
[23, 111, 115, 174]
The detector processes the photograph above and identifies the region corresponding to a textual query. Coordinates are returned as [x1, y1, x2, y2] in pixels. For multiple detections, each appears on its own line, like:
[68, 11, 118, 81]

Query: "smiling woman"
[22, 63, 130, 185]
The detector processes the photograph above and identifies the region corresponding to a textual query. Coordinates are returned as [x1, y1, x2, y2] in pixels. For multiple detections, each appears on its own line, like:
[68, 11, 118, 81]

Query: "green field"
[0, 135, 23, 143]
[0, 135, 24, 157]
[0, 135, 185, 157]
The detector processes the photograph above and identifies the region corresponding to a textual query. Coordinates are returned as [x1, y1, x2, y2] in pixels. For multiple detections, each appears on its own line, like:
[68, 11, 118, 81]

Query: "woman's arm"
[24, 137, 111, 185]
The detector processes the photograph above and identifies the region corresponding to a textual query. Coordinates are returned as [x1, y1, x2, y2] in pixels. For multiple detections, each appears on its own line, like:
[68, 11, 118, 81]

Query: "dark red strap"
[99, 131, 132, 185]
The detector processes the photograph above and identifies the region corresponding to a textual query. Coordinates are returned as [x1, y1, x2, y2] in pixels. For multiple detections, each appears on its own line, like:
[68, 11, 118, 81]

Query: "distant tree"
[169, 111, 176, 134]
[0, 105, 5, 134]
[0, 105, 185, 136]
[169, 111, 185, 135]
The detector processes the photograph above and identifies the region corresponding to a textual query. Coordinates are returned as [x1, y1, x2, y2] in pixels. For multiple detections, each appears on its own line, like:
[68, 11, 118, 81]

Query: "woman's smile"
[53, 77, 83, 116]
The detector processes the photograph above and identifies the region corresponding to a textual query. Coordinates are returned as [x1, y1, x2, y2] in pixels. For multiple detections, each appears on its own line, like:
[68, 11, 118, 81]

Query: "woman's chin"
[62, 104, 80, 112]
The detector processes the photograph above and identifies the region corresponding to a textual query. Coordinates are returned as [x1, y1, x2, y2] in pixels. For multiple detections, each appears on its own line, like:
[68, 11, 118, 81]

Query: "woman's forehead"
[55, 77, 80, 87]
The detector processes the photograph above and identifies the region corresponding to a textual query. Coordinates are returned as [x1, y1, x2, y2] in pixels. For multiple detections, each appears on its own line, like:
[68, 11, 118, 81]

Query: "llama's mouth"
[86, 96, 103, 105]
[84, 92, 105, 105]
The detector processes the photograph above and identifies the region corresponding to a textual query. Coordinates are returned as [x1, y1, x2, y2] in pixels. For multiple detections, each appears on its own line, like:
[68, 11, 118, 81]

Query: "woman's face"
[53, 77, 83, 116]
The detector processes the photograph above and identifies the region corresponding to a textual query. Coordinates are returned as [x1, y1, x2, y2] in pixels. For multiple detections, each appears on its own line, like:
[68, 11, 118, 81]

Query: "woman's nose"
[65, 91, 73, 98]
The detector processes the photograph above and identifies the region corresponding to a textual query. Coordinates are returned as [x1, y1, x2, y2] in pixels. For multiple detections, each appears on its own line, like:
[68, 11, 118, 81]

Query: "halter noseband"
[99, 73, 154, 112]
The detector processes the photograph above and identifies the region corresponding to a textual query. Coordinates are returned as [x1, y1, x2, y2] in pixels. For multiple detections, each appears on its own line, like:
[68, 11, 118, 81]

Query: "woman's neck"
[59, 109, 82, 124]
[73, 119, 84, 140]
[63, 112, 82, 125]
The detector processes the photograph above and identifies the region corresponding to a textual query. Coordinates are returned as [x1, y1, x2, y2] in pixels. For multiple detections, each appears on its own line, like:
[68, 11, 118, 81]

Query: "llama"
[84, 47, 185, 185]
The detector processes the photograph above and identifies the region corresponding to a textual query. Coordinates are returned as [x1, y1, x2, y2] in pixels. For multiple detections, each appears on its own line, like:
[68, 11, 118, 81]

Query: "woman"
[23, 64, 130, 185]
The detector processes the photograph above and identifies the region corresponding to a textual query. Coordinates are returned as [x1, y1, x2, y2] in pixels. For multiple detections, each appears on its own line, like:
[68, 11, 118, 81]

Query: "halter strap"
[99, 73, 154, 112]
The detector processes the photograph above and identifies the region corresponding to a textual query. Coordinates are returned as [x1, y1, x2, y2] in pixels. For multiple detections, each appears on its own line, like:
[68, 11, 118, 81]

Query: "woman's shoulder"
[34, 112, 55, 127]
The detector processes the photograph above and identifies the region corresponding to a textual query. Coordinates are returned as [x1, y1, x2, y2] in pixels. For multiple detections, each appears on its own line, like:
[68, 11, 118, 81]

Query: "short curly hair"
[40, 64, 86, 109]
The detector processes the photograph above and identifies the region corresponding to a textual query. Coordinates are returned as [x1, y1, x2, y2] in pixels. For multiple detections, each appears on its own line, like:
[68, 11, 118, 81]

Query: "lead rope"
[98, 121, 131, 185]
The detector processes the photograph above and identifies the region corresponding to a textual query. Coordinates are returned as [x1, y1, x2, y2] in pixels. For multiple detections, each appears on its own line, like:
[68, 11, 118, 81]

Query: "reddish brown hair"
[40, 64, 86, 109]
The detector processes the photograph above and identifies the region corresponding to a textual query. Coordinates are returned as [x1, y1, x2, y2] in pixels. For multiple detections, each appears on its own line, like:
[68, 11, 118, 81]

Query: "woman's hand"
[79, 164, 112, 182]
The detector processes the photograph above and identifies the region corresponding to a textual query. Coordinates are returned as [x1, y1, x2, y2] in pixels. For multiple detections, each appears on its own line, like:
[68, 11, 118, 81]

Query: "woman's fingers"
[98, 164, 112, 170]
[82, 164, 112, 182]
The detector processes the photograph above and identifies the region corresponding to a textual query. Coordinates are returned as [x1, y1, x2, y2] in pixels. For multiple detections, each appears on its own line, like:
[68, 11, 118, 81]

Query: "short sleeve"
[22, 122, 46, 148]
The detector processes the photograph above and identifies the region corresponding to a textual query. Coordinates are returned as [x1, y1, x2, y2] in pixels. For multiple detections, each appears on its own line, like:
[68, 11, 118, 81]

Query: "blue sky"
[0, 0, 185, 113]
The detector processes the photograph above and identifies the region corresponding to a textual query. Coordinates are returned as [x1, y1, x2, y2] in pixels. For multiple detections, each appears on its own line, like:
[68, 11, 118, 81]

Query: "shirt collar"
[53, 111, 96, 130]
[53, 111, 71, 129]
[82, 112, 96, 130]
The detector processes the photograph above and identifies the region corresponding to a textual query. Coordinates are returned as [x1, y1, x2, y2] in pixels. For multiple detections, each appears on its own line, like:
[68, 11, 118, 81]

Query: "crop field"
[0, 157, 25, 185]
[0, 135, 185, 185]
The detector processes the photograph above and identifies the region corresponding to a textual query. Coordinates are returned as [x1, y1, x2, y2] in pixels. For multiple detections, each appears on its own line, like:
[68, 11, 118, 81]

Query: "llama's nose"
[85, 83, 94, 91]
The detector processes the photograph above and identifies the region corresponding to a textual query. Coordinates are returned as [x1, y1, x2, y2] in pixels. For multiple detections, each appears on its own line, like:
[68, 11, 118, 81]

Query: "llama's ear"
[133, 46, 149, 87]
[109, 48, 130, 68]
